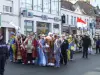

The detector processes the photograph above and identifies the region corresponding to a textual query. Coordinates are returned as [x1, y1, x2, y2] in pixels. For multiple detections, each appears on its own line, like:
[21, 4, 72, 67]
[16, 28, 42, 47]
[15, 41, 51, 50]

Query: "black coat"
[61, 39, 69, 52]
[0, 40, 9, 59]
[82, 36, 91, 48]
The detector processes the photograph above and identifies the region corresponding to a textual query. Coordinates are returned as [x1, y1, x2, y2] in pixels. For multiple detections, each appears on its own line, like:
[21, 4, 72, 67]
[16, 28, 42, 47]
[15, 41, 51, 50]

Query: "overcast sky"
[90, 0, 100, 7]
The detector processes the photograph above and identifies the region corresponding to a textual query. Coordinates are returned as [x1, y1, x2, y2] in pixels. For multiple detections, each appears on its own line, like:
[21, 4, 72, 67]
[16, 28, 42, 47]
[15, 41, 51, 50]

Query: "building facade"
[61, 1, 96, 37]
[0, 0, 19, 43]
[20, 0, 61, 36]
[0, 0, 61, 43]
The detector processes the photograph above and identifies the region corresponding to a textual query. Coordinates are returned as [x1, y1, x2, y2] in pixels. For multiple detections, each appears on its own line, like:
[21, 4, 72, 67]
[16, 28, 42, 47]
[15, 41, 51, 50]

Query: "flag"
[77, 17, 87, 28]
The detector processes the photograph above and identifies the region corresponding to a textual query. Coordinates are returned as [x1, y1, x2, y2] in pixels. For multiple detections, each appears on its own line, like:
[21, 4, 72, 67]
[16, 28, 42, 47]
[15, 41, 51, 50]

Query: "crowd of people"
[1, 30, 100, 75]
[8, 31, 99, 68]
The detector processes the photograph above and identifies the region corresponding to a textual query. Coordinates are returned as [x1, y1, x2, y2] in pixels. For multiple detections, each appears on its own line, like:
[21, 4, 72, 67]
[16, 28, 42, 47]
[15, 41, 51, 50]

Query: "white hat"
[48, 32, 53, 36]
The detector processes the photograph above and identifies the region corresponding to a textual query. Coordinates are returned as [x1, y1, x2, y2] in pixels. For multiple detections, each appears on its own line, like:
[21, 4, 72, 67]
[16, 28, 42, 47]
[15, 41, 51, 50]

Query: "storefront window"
[24, 20, 34, 35]
[37, 22, 50, 35]
[51, 0, 59, 15]
[53, 24, 59, 34]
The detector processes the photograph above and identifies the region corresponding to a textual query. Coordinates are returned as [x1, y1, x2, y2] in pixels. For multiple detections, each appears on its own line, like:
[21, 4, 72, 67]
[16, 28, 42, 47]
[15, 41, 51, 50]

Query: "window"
[87, 19, 88, 25]
[66, 15, 69, 24]
[43, 0, 50, 13]
[54, 24, 59, 28]
[24, 20, 34, 35]
[33, 0, 43, 11]
[3, 5, 12, 13]
[37, 22, 50, 35]
[26, 0, 32, 10]
[71, 16, 73, 25]
[74, 17, 76, 25]
[37, 0, 42, 12]
[20, 0, 60, 15]
[20, 0, 32, 10]
[53, 24, 59, 34]
[33, 0, 38, 11]
[51, 0, 59, 15]
[20, 0, 26, 8]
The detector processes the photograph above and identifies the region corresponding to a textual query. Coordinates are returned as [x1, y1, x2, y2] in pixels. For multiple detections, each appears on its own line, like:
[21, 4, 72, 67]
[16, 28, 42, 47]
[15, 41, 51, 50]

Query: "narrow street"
[5, 53, 100, 75]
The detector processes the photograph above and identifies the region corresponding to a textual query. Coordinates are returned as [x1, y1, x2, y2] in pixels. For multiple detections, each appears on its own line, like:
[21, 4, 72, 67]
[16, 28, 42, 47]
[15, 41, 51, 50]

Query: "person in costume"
[54, 35, 61, 68]
[32, 33, 38, 64]
[20, 35, 27, 64]
[45, 32, 55, 66]
[24, 33, 34, 64]
[8, 32, 17, 62]
[16, 34, 22, 63]
[68, 35, 75, 60]
[38, 34, 46, 66]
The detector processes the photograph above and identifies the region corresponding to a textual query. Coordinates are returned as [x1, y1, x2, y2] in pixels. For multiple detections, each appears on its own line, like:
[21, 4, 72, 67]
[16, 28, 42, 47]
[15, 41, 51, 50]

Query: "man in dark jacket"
[82, 35, 91, 58]
[60, 36, 69, 65]
[0, 33, 9, 75]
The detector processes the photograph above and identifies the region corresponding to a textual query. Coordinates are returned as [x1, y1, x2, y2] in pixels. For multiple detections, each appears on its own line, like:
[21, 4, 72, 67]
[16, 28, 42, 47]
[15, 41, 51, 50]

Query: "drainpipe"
[18, 0, 21, 33]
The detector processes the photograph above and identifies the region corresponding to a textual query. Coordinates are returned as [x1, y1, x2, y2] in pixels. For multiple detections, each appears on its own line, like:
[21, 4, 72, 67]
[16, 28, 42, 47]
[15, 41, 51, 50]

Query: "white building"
[0, 0, 19, 43]
[20, 0, 61, 36]
[0, 0, 61, 43]
[61, 1, 96, 36]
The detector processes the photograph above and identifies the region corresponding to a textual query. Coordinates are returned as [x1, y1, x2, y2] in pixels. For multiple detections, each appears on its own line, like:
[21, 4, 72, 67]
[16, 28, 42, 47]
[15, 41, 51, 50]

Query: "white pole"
[82, 24, 83, 35]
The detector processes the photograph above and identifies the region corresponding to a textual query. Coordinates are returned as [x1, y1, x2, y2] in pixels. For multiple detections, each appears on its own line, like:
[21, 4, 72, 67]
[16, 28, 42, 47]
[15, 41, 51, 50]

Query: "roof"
[75, 1, 96, 16]
[61, 1, 75, 11]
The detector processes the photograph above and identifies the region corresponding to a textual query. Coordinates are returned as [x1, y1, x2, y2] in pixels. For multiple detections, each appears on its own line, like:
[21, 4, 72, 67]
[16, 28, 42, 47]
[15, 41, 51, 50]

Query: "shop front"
[37, 22, 51, 35]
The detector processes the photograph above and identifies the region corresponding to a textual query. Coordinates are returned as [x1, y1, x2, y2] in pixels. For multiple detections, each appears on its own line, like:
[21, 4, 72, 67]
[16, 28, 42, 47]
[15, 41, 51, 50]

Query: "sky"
[90, 0, 100, 7]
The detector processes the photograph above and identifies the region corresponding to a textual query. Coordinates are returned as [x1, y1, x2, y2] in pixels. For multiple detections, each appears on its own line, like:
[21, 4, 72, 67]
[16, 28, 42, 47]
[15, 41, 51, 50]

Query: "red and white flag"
[77, 17, 87, 28]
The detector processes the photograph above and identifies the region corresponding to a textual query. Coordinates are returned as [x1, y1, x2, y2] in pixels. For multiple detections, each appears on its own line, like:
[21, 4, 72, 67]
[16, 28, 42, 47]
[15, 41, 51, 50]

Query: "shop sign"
[41, 15, 48, 20]
[54, 17, 60, 22]
[21, 10, 33, 18]
[27, 12, 33, 18]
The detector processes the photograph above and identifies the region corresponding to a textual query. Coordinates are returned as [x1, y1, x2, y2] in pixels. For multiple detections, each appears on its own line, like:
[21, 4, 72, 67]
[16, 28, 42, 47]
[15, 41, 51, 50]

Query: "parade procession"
[8, 32, 79, 68]
[1, 0, 100, 75]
